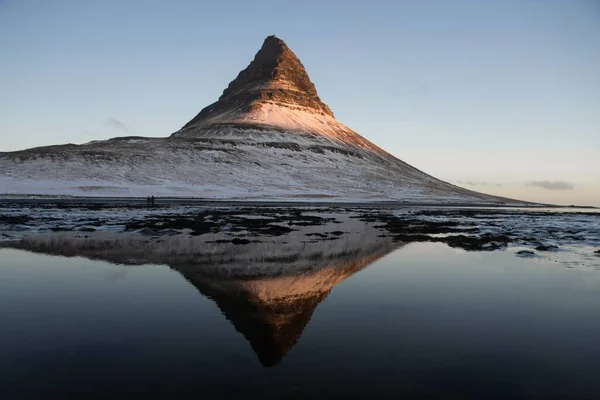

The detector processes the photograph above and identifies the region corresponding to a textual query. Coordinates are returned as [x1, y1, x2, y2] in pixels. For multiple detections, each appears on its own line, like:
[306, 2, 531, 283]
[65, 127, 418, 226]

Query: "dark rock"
[516, 250, 536, 257]
[443, 234, 508, 251]
[535, 244, 559, 251]
[305, 233, 328, 238]
[0, 215, 30, 225]
[136, 228, 155, 235]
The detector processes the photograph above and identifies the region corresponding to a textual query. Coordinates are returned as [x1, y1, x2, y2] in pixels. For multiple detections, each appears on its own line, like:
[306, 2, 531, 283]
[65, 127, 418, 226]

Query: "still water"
[1, 243, 600, 399]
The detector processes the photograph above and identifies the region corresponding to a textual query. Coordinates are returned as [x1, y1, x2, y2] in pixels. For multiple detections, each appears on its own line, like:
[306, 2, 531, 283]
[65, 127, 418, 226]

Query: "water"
[2, 241, 600, 399]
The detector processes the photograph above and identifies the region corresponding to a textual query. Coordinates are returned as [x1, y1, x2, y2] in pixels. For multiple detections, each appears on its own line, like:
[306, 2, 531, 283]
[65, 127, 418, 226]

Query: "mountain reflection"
[177, 248, 394, 366]
[1, 226, 401, 367]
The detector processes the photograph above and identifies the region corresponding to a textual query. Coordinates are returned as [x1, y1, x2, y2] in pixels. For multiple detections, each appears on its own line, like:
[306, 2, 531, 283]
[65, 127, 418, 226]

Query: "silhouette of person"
[151, 196, 155, 207]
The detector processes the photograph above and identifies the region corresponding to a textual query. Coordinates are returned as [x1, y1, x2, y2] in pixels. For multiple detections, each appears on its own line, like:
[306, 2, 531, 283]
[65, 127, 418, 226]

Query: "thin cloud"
[527, 180, 574, 191]
[403, 84, 431, 106]
[457, 180, 502, 187]
[406, 84, 430, 98]
[104, 118, 129, 133]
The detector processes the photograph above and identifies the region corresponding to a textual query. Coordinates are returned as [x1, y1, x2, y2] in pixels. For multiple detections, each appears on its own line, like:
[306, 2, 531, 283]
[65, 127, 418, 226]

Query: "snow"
[0, 102, 525, 204]
[187, 102, 344, 138]
[176, 101, 388, 154]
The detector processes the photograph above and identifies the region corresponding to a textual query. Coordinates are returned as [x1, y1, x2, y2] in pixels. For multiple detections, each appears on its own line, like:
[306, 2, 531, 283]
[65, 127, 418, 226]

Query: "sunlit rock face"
[180, 35, 334, 129]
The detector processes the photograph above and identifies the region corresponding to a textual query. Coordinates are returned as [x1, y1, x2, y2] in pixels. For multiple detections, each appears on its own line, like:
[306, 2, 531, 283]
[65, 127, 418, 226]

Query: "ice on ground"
[0, 204, 598, 270]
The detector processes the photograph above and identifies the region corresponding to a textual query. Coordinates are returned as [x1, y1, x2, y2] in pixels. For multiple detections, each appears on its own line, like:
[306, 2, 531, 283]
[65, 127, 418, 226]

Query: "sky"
[0, 0, 599, 205]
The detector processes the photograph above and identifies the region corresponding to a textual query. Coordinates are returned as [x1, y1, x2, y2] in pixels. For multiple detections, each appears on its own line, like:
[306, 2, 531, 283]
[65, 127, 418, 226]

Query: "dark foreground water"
[2, 243, 600, 399]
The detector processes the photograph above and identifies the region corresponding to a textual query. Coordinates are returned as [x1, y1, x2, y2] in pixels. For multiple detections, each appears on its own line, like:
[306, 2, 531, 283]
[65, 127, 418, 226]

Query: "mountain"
[0, 36, 520, 203]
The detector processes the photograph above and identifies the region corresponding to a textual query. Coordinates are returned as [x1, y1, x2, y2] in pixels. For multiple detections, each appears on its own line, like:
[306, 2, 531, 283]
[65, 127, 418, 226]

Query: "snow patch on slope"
[176, 102, 383, 152]
[0, 132, 521, 203]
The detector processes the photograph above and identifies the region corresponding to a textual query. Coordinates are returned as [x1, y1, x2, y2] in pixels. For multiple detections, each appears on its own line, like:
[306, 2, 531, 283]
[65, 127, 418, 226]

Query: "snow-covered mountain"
[0, 36, 520, 203]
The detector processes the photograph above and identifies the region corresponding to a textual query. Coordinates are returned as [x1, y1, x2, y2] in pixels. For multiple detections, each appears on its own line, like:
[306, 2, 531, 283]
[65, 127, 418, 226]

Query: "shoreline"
[0, 196, 583, 208]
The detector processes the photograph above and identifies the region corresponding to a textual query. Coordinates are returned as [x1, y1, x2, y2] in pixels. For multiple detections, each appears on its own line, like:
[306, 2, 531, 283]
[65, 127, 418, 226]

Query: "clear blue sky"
[1, 0, 599, 205]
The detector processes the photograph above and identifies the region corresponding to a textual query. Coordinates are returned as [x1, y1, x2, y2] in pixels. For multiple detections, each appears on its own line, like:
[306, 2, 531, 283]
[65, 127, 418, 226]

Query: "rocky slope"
[0, 36, 522, 204]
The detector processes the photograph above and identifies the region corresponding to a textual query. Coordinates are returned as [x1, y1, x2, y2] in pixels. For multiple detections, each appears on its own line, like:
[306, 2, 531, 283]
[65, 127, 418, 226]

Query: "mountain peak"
[181, 35, 333, 129]
[256, 35, 288, 59]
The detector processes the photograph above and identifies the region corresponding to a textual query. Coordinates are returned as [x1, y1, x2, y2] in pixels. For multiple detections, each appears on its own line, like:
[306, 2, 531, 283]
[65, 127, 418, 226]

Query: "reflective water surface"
[2, 238, 600, 399]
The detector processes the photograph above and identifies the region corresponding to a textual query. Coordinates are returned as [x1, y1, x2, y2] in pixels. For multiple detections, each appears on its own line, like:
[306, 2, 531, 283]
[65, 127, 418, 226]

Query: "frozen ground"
[0, 203, 598, 271]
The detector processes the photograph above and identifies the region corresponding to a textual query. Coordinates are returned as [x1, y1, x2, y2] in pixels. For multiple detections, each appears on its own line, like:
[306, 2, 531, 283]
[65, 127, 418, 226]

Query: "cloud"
[406, 84, 430, 98]
[457, 180, 502, 187]
[402, 84, 431, 106]
[104, 118, 129, 133]
[527, 180, 574, 191]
